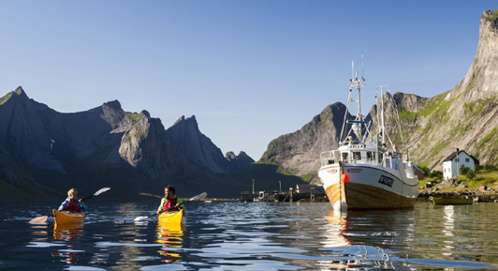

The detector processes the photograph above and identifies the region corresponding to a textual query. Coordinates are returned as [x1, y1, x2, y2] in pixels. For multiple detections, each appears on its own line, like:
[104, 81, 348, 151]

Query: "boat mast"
[339, 55, 366, 146]
[351, 59, 365, 143]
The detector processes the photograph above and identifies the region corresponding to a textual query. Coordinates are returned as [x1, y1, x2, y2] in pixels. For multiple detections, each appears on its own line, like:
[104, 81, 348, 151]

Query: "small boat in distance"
[430, 196, 473, 205]
[318, 60, 419, 211]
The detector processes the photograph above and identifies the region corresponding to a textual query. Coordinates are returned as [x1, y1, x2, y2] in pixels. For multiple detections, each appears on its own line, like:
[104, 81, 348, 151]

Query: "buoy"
[341, 174, 349, 183]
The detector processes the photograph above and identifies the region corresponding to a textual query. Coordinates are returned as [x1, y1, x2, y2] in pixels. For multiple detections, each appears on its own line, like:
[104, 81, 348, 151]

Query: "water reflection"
[51, 223, 84, 264]
[317, 209, 415, 270]
[10, 202, 498, 270]
[156, 221, 185, 261]
[53, 223, 84, 241]
[322, 210, 350, 248]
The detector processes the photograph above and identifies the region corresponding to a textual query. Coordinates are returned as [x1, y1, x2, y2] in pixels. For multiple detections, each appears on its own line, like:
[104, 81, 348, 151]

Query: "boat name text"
[378, 175, 394, 187]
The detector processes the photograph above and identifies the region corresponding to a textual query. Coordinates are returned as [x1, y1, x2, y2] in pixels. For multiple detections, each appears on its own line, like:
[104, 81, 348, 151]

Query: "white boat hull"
[318, 163, 418, 210]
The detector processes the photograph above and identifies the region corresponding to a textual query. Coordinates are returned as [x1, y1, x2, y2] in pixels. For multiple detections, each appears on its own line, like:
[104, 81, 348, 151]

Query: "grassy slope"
[419, 169, 498, 193]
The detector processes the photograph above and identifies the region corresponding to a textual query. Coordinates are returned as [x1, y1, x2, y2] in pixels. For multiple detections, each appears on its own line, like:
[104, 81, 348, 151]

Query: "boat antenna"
[352, 59, 365, 143]
[361, 52, 365, 82]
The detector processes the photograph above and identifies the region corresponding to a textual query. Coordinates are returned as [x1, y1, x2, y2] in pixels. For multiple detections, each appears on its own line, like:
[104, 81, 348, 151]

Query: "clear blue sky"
[0, 1, 495, 160]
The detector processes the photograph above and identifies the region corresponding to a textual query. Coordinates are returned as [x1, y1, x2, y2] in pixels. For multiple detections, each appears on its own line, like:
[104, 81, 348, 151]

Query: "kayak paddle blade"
[94, 187, 111, 196]
[189, 192, 207, 201]
[29, 216, 48, 224]
[134, 216, 149, 222]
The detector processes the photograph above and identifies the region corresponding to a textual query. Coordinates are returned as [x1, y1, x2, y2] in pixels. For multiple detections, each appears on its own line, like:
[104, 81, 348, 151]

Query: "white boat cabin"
[442, 149, 479, 180]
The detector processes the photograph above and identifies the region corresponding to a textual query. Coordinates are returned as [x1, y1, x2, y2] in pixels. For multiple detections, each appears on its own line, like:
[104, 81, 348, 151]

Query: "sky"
[0, 1, 495, 160]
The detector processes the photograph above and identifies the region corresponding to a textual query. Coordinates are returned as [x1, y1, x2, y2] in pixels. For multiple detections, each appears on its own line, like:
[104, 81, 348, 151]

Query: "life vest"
[65, 200, 81, 212]
[162, 197, 178, 211]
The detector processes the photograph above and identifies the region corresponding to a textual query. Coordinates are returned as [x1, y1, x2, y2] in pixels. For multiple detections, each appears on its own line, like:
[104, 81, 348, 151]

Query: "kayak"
[52, 209, 86, 225]
[158, 209, 184, 224]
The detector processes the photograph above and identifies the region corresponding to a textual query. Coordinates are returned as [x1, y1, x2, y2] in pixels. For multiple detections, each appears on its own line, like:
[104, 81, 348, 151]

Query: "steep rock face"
[0, 87, 65, 172]
[166, 116, 253, 173]
[260, 103, 348, 177]
[404, 10, 498, 168]
[0, 88, 208, 180]
[117, 111, 190, 179]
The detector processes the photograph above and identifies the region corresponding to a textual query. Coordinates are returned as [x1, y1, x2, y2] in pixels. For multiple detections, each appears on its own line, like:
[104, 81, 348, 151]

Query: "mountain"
[259, 10, 498, 181]
[167, 115, 253, 173]
[0, 88, 255, 200]
[260, 103, 348, 179]
[399, 10, 498, 169]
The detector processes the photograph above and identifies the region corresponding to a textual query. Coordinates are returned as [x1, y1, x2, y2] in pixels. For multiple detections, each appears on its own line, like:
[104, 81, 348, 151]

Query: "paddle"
[134, 192, 207, 222]
[29, 187, 111, 224]
[139, 192, 163, 199]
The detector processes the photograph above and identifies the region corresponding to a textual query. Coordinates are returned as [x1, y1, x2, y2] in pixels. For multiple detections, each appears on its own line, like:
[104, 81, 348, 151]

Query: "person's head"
[67, 188, 78, 200]
[164, 185, 176, 199]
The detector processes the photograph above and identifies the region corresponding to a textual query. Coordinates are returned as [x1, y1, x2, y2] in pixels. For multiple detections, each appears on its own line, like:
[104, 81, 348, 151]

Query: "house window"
[455, 158, 459, 162]
[466, 158, 469, 162]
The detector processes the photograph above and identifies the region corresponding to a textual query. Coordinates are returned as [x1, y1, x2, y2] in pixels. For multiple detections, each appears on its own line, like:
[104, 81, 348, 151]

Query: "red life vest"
[162, 198, 178, 211]
[65, 201, 81, 212]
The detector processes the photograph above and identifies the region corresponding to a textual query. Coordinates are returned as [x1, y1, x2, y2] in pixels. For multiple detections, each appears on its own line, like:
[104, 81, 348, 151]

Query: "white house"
[442, 149, 479, 180]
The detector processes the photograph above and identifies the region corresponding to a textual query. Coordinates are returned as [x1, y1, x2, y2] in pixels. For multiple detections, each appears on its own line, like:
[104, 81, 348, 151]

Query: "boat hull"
[319, 163, 418, 210]
[158, 210, 184, 224]
[430, 196, 473, 205]
[52, 209, 85, 225]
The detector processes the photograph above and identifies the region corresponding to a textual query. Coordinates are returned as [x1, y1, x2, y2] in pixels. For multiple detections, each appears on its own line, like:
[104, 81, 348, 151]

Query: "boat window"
[341, 152, 349, 161]
[353, 151, 361, 160]
[367, 151, 373, 161]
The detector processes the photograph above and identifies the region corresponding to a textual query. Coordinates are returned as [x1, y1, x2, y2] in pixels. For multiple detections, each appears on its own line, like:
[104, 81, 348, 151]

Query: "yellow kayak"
[52, 209, 86, 225]
[158, 209, 184, 224]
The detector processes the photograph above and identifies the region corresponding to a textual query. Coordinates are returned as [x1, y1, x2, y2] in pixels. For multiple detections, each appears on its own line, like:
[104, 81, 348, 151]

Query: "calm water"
[1, 200, 497, 270]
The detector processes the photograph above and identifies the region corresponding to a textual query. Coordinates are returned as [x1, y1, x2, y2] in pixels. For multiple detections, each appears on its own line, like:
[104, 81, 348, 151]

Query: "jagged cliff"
[0, 88, 254, 199]
[260, 10, 498, 180]
[401, 10, 498, 168]
[167, 116, 254, 173]
[260, 103, 348, 178]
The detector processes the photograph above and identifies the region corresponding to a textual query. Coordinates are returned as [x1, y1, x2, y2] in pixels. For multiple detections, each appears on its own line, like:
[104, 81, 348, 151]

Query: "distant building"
[442, 149, 479, 180]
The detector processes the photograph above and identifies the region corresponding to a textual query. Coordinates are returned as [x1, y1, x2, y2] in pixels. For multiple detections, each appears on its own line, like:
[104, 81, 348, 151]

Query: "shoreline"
[418, 190, 498, 202]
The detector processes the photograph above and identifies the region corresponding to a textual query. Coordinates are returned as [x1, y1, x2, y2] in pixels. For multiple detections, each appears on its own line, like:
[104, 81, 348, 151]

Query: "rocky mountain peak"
[0, 86, 30, 106]
[173, 115, 198, 126]
[14, 86, 27, 97]
[447, 9, 498, 102]
[103, 100, 122, 111]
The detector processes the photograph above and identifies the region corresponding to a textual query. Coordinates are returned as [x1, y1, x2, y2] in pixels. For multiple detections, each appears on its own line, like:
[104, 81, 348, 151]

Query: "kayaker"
[58, 188, 87, 213]
[156, 185, 184, 214]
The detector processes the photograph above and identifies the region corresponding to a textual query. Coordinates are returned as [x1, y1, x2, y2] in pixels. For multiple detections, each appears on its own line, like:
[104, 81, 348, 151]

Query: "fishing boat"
[318, 61, 419, 211]
[52, 209, 85, 225]
[430, 196, 473, 205]
[158, 209, 184, 224]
